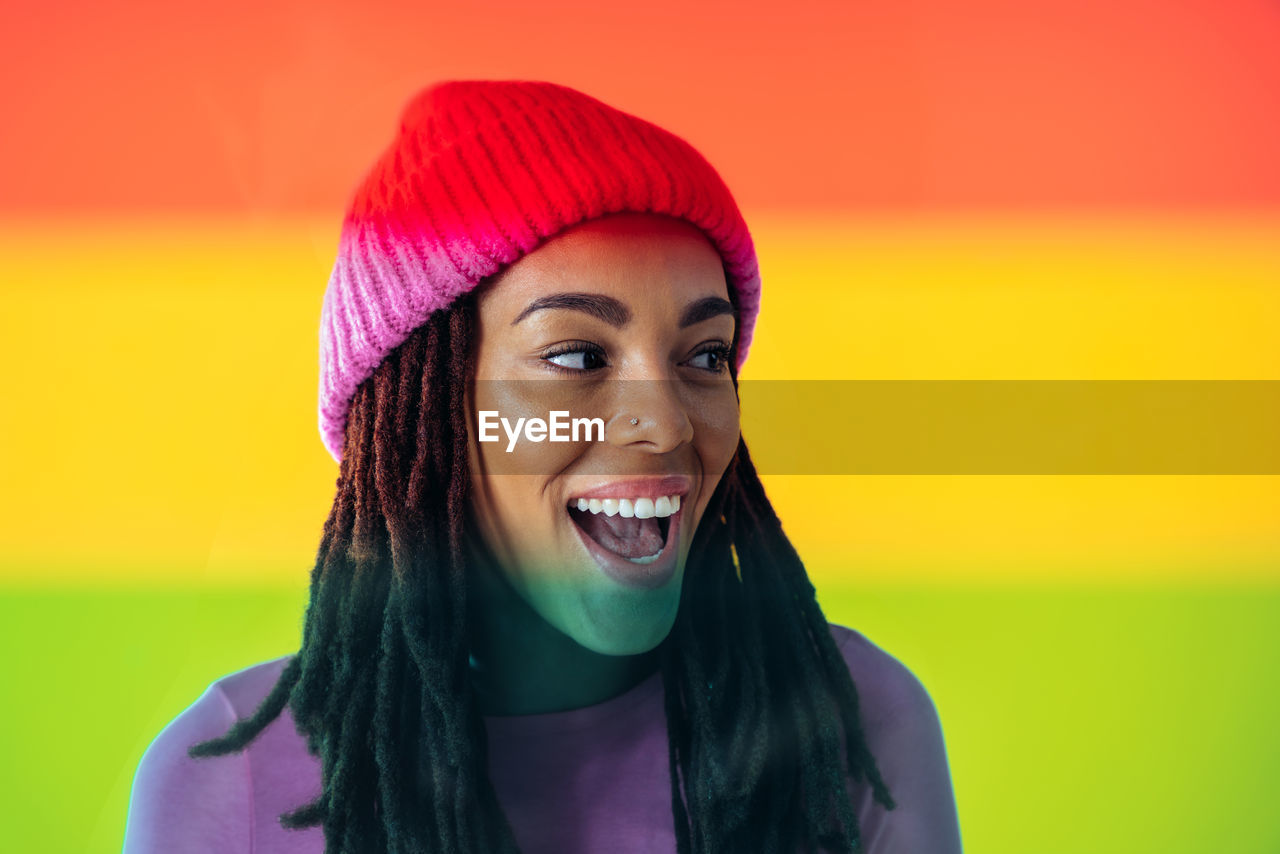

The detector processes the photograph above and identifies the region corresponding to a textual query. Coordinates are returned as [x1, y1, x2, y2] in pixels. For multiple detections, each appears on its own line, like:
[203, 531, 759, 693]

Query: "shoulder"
[213, 654, 295, 717]
[825, 623, 937, 734]
[123, 656, 295, 854]
[825, 623, 963, 854]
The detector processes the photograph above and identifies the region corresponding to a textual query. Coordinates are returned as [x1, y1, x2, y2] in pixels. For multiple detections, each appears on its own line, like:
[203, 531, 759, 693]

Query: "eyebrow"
[512, 293, 631, 327]
[679, 296, 736, 329]
[512, 292, 737, 329]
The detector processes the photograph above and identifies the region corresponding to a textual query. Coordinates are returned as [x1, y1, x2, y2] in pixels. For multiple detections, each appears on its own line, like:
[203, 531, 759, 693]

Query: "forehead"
[479, 214, 729, 309]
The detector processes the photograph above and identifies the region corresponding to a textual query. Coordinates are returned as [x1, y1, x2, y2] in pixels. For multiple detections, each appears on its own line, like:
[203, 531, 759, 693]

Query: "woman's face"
[466, 213, 740, 656]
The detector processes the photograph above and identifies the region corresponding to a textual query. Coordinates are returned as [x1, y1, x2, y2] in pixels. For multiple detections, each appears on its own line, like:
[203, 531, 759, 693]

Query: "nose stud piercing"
[630, 418, 639, 425]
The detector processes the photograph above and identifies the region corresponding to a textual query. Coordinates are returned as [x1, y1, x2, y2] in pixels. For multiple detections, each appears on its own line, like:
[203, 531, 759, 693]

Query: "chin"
[566, 581, 683, 657]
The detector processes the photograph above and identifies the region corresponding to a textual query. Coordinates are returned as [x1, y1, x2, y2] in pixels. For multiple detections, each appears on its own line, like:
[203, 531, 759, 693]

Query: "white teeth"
[626, 549, 664, 565]
[570, 494, 684, 518]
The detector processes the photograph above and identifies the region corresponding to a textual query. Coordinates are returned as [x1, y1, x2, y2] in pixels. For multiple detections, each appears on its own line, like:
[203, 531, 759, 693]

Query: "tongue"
[572, 509, 664, 559]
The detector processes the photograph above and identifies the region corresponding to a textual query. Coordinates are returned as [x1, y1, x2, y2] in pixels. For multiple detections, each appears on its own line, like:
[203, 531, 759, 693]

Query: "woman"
[124, 80, 961, 853]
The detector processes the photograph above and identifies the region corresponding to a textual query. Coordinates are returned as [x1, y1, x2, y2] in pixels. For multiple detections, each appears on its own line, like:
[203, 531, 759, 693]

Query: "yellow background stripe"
[4, 215, 1277, 583]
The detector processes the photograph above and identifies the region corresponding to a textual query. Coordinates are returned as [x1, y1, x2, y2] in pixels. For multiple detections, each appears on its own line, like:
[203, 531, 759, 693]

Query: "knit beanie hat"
[319, 80, 762, 463]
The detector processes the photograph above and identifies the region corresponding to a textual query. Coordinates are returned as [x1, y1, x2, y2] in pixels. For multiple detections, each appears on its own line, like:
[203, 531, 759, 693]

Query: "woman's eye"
[543, 347, 607, 372]
[686, 345, 732, 373]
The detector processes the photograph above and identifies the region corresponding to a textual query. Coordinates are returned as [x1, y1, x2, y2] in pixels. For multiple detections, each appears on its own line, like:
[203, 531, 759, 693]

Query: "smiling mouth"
[567, 495, 680, 564]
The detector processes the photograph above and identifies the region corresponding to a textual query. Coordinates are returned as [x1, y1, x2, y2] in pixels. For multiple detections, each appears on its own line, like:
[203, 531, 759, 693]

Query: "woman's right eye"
[542, 344, 608, 372]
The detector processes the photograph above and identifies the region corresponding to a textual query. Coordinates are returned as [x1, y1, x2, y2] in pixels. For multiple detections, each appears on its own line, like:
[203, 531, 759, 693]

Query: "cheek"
[698, 382, 742, 465]
[471, 379, 590, 477]
[689, 386, 742, 515]
[467, 382, 587, 571]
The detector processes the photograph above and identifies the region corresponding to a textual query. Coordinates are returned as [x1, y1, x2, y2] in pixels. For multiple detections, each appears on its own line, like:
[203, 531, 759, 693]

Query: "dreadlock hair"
[189, 289, 896, 853]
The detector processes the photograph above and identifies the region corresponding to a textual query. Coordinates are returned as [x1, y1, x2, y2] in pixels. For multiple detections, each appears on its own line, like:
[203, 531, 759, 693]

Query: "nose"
[606, 379, 695, 453]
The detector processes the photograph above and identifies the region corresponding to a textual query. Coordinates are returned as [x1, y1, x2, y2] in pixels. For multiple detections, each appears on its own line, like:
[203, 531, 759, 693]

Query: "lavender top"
[124, 624, 961, 853]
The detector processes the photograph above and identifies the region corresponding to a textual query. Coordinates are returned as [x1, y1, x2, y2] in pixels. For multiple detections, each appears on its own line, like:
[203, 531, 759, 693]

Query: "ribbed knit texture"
[319, 80, 762, 463]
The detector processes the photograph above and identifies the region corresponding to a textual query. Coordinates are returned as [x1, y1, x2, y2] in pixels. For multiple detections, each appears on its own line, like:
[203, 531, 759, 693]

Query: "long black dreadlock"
[190, 290, 895, 853]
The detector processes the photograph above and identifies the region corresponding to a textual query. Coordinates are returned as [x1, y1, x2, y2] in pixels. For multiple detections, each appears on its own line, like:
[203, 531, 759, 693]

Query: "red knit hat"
[319, 80, 762, 463]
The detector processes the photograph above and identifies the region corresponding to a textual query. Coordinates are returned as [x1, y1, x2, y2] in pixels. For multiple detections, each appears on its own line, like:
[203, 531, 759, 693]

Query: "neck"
[466, 555, 661, 716]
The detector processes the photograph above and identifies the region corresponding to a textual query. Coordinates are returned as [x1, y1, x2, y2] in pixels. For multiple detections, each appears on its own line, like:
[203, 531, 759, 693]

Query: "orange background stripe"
[3, 1, 1279, 214]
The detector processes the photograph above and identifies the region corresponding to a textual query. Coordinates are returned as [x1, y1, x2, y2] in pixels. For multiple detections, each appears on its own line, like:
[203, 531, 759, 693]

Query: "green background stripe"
[3, 577, 1277, 853]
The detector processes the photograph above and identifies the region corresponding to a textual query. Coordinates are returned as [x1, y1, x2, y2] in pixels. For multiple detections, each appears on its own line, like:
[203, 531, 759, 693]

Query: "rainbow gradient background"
[3, 2, 1279, 851]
